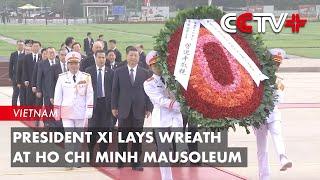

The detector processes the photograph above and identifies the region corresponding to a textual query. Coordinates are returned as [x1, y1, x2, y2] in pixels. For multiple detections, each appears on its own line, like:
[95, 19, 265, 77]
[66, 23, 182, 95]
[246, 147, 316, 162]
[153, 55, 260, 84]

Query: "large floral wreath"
[154, 6, 277, 131]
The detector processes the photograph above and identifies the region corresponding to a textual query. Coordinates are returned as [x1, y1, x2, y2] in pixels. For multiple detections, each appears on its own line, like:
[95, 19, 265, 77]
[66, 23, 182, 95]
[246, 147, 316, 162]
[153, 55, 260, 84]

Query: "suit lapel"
[92, 67, 97, 91]
[124, 66, 132, 86]
[134, 66, 142, 86]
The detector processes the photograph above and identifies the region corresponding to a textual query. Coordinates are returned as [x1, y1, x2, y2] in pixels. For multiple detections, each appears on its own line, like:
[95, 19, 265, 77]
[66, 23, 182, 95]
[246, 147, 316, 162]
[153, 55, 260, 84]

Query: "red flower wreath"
[167, 26, 264, 119]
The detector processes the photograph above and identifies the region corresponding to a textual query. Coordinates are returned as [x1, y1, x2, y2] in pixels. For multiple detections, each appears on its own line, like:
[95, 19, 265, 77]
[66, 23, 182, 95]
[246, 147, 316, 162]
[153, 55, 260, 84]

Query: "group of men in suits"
[9, 38, 152, 171]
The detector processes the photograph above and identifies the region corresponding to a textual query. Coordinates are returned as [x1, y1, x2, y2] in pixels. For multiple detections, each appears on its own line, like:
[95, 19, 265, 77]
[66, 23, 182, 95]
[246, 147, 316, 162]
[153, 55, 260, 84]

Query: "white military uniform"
[255, 74, 292, 179]
[144, 74, 183, 127]
[53, 52, 94, 168]
[144, 50, 185, 180]
[144, 73, 184, 180]
[54, 70, 94, 127]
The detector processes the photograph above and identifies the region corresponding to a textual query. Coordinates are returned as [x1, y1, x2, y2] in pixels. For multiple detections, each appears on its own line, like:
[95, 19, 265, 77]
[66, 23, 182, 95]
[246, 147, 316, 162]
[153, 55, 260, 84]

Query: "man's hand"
[112, 109, 118, 118]
[32, 87, 37, 93]
[24, 81, 29, 87]
[50, 98, 54, 105]
[145, 111, 151, 118]
[36, 92, 42, 98]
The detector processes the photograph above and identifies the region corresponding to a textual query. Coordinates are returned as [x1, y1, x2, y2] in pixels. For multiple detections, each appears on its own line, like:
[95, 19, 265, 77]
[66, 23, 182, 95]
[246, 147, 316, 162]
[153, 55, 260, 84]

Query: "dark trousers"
[11, 82, 19, 106]
[118, 108, 144, 166]
[88, 97, 113, 159]
[25, 87, 35, 105]
[183, 115, 198, 152]
[34, 95, 43, 127]
[18, 85, 26, 105]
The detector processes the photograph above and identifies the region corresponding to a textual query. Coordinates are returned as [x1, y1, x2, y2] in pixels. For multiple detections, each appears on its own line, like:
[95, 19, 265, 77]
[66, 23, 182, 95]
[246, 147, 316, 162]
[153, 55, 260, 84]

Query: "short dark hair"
[72, 42, 81, 48]
[95, 50, 106, 56]
[32, 41, 42, 47]
[108, 39, 116, 44]
[126, 46, 138, 54]
[87, 32, 91, 36]
[25, 39, 33, 45]
[65, 37, 74, 46]
[106, 49, 116, 55]
[41, 48, 47, 54]
[98, 34, 103, 38]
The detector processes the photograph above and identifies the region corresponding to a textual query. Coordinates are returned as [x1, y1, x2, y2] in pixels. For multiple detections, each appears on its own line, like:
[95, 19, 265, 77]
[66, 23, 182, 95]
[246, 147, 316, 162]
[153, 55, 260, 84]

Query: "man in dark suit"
[37, 47, 59, 106]
[97, 34, 108, 51]
[136, 44, 147, 69]
[16, 45, 31, 106]
[108, 39, 122, 63]
[50, 49, 68, 103]
[22, 41, 41, 105]
[84, 32, 94, 56]
[105, 49, 121, 125]
[65, 37, 75, 53]
[85, 50, 114, 159]
[72, 42, 86, 62]
[9, 40, 25, 105]
[80, 41, 104, 72]
[32, 48, 47, 106]
[106, 49, 121, 70]
[111, 46, 153, 171]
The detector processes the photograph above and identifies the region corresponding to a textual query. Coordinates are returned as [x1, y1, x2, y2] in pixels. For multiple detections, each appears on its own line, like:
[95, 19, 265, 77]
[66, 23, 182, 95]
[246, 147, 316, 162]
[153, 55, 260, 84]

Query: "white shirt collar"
[127, 64, 138, 72]
[96, 65, 105, 71]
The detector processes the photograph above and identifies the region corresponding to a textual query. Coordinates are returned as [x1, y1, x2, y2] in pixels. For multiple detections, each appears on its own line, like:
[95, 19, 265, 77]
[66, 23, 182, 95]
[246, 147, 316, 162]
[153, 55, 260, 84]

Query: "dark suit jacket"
[86, 66, 114, 111]
[114, 48, 122, 63]
[23, 53, 40, 83]
[15, 53, 26, 85]
[106, 61, 121, 70]
[111, 65, 153, 120]
[50, 63, 63, 99]
[31, 60, 41, 87]
[80, 55, 95, 72]
[9, 51, 21, 83]
[138, 51, 148, 69]
[37, 59, 59, 98]
[84, 37, 94, 55]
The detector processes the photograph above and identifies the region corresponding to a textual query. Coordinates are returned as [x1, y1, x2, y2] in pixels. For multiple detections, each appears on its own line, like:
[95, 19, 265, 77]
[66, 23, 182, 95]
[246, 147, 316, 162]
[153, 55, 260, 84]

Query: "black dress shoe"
[132, 164, 144, 171]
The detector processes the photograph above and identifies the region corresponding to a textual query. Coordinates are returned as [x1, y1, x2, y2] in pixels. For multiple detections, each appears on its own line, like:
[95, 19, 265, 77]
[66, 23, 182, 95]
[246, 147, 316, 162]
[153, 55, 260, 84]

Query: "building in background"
[81, 0, 112, 23]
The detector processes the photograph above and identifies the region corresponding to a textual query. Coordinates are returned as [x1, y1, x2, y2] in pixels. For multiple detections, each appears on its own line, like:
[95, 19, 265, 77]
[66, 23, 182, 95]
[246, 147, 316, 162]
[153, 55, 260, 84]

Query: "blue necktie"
[97, 69, 103, 97]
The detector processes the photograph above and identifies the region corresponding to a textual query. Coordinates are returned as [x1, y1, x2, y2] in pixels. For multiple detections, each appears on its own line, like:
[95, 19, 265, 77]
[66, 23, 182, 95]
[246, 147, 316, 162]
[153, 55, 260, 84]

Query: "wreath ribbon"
[174, 19, 269, 90]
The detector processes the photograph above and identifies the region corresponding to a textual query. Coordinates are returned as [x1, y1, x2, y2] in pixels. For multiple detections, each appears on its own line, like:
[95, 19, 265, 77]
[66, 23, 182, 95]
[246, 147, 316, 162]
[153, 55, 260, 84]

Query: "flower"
[154, 6, 276, 129]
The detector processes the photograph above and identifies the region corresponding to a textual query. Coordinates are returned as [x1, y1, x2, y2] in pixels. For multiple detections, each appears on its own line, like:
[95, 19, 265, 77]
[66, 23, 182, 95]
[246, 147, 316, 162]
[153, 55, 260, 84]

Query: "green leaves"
[153, 6, 276, 131]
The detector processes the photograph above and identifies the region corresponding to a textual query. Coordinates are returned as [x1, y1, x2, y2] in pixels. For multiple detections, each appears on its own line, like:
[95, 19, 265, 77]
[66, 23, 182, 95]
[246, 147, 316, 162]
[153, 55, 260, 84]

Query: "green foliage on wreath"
[153, 6, 277, 132]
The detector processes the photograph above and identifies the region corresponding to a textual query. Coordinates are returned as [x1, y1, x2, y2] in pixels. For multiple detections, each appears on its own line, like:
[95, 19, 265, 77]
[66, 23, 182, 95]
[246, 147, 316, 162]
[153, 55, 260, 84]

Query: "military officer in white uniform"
[143, 51, 184, 180]
[254, 50, 292, 180]
[53, 51, 93, 169]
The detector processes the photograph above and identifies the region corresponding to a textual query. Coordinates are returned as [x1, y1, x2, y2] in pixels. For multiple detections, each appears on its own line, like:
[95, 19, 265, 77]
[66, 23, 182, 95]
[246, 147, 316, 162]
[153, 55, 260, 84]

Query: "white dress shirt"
[60, 61, 67, 72]
[127, 65, 138, 82]
[32, 53, 39, 62]
[49, 59, 56, 66]
[97, 65, 105, 97]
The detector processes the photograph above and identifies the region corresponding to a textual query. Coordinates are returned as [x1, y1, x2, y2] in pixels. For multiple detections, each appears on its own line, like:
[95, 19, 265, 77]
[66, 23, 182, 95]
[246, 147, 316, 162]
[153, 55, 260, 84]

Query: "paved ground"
[0, 57, 320, 179]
